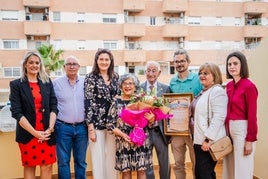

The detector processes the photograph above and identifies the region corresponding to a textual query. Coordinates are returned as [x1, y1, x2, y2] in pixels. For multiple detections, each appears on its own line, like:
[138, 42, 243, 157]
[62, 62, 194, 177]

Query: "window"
[159, 62, 169, 75]
[215, 41, 222, 49]
[53, 69, 63, 77]
[216, 17, 222, 26]
[188, 41, 201, 50]
[235, 17, 241, 26]
[188, 17, 201, 25]
[128, 66, 135, 74]
[233, 41, 240, 49]
[103, 41, 117, 50]
[103, 14, 116, 23]
[77, 12, 85, 23]
[150, 17, 156, 25]
[189, 66, 200, 74]
[77, 40, 86, 50]
[35, 41, 42, 49]
[79, 66, 87, 76]
[53, 40, 62, 50]
[3, 67, 20, 77]
[128, 42, 135, 49]
[170, 66, 175, 74]
[1, 10, 18, 21]
[3, 40, 19, 49]
[53, 12, 61, 22]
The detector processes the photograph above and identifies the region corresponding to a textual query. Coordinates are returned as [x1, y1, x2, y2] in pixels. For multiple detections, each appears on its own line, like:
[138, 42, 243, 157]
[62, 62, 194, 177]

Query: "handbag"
[205, 85, 233, 161]
[209, 136, 233, 161]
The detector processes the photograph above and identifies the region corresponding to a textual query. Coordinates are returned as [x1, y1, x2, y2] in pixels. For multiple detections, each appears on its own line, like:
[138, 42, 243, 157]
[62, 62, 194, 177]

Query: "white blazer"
[193, 85, 228, 145]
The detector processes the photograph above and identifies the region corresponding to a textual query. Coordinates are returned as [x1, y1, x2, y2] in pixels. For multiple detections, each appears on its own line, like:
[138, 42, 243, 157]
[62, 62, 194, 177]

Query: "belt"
[58, 119, 85, 126]
[149, 126, 160, 132]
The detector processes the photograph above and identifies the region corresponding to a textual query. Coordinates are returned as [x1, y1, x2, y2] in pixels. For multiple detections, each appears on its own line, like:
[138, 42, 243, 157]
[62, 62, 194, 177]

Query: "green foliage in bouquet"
[130, 88, 165, 107]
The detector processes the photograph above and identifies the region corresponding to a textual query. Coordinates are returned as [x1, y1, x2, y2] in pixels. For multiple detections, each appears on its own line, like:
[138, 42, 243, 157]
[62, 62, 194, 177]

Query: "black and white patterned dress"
[107, 98, 152, 172]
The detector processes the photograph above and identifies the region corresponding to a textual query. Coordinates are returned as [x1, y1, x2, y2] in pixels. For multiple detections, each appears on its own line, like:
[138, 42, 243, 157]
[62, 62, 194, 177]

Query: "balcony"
[244, 26, 267, 37]
[124, 23, 145, 37]
[244, 2, 267, 13]
[24, 21, 51, 35]
[162, 24, 188, 37]
[124, 50, 146, 62]
[123, 0, 145, 12]
[23, 0, 50, 7]
[162, 0, 188, 13]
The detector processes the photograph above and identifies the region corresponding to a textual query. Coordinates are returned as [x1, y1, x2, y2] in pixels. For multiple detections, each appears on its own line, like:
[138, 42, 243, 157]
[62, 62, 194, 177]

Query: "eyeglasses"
[174, 60, 187, 64]
[122, 82, 134, 86]
[65, 63, 79, 67]
[146, 69, 158, 74]
[198, 72, 211, 76]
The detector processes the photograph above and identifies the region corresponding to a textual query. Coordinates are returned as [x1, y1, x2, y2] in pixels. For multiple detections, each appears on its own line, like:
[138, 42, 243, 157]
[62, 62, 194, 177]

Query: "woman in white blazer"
[191, 62, 228, 179]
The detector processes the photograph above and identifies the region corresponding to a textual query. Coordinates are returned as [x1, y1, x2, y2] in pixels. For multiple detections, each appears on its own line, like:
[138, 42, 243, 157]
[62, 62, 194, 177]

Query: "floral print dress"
[107, 98, 152, 172]
[84, 73, 119, 129]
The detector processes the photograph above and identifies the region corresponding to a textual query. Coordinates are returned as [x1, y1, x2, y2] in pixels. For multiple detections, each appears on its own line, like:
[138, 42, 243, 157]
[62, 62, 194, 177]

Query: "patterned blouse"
[84, 73, 119, 130]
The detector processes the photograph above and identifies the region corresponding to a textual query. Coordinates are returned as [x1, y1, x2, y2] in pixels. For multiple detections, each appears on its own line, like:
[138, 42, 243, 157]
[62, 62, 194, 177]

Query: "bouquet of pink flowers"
[119, 89, 172, 146]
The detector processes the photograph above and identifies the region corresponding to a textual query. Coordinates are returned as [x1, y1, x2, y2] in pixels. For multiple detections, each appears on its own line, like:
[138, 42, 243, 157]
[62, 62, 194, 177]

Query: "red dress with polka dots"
[18, 82, 56, 166]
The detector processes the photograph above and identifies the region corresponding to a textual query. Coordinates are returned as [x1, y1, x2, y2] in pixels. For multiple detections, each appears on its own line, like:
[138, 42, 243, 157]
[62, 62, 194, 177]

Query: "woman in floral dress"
[84, 48, 120, 179]
[107, 73, 154, 179]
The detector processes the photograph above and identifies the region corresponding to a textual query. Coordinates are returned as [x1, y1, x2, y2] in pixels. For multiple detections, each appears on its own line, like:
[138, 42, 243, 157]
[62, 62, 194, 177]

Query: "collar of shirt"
[175, 71, 196, 82]
[146, 81, 157, 94]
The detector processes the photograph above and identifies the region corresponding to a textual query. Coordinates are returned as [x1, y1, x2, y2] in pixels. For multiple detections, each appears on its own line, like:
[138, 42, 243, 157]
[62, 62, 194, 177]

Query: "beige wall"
[248, 37, 268, 179]
[0, 131, 93, 178]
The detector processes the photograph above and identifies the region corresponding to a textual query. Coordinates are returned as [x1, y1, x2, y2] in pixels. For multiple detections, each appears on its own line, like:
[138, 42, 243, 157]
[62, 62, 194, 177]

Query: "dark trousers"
[194, 144, 217, 179]
[146, 127, 170, 179]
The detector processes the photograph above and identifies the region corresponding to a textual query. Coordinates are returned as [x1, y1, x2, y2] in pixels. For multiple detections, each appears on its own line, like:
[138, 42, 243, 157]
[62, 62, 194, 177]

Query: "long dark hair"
[226, 51, 249, 79]
[91, 48, 115, 81]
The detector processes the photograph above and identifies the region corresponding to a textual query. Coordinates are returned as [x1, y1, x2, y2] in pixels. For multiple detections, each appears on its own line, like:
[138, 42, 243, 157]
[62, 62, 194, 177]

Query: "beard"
[176, 66, 187, 73]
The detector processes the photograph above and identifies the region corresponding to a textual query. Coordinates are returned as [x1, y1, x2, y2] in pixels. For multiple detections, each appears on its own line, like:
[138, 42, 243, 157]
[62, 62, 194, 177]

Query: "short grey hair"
[64, 55, 79, 65]
[173, 48, 189, 61]
[118, 73, 140, 90]
[145, 61, 160, 71]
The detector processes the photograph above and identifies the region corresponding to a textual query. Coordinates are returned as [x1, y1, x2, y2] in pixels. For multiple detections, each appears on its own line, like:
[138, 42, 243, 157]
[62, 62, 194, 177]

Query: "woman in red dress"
[9, 51, 58, 179]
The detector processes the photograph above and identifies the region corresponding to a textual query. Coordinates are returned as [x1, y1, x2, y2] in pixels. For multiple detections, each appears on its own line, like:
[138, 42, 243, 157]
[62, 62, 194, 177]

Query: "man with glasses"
[53, 56, 88, 179]
[169, 49, 202, 179]
[140, 61, 171, 179]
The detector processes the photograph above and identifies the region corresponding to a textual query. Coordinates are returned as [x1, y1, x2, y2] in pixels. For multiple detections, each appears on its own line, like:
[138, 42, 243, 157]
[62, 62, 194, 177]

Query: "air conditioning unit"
[27, 36, 34, 41]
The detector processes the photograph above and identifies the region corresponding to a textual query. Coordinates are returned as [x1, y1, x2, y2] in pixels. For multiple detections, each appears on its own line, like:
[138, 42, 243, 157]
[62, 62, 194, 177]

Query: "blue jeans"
[55, 120, 88, 179]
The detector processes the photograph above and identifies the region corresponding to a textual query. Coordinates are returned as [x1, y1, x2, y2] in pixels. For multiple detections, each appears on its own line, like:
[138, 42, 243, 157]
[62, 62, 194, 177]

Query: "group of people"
[9, 47, 258, 179]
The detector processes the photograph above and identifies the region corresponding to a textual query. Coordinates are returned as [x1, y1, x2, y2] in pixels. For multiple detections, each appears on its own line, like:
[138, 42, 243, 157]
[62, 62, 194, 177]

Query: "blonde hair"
[21, 51, 50, 83]
[199, 62, 223, 85]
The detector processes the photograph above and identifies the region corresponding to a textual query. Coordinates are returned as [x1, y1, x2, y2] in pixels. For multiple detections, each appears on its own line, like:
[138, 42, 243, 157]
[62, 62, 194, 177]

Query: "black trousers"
[194, 144, 217, 179]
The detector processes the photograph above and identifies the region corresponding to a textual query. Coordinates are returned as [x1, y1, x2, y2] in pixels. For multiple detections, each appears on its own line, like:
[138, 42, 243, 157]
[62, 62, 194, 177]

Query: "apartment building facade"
[0, 0, 268, 96]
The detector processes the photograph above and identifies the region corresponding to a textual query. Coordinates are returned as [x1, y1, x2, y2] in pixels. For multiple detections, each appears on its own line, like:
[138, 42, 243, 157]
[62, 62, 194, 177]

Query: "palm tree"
[37, 44, 64, 75]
